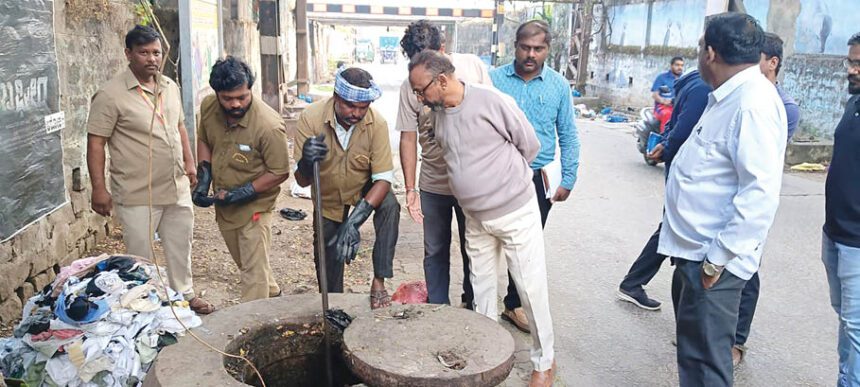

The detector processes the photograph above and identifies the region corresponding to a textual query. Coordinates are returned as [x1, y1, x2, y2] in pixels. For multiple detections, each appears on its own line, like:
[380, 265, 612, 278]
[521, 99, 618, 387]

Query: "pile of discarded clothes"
[0, 254, 201, 387]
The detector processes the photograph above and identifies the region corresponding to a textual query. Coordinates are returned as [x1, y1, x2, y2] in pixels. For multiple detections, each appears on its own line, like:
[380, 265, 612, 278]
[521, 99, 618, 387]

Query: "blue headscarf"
[334, 70, 382, 102]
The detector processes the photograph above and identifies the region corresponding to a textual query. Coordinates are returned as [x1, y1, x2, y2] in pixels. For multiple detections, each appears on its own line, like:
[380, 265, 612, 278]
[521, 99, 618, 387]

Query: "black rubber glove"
[214, 182, 258, 206]
[335, 199, 374, 264]
[192, 161, 214, 208]
[297, 134, 329, 179]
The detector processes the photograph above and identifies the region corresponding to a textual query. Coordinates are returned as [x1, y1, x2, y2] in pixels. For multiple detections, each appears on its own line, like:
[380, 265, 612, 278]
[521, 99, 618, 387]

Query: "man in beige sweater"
[396, 20, 491, 309]
[408, 49, 556, 387]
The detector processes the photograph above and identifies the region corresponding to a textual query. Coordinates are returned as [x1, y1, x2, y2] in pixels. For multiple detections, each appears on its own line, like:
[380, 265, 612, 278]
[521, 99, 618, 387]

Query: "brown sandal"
[189, 297, 215, 315]
[370, 289, 391, 310]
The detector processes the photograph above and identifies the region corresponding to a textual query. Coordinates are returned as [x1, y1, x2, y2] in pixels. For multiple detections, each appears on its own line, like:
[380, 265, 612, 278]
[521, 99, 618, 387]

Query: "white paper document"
[542, 157, 562, 200]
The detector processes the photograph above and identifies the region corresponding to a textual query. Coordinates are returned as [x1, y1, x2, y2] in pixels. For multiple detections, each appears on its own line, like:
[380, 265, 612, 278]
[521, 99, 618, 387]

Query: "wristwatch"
[702, 259, 724, 277]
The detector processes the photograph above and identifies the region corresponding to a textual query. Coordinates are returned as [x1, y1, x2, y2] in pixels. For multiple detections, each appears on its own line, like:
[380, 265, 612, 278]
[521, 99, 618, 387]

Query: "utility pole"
[491, 0, 504, 66]
[295, 0, 309, 95]
[575, 0, 594, 95]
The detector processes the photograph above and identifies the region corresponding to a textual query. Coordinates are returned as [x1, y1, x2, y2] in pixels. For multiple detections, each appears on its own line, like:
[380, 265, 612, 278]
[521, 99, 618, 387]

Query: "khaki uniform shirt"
[87, 69, 189, 206]
[198, 95, 291, 231]
[395, 52, 492, 195]
[295, 97, 393, 222]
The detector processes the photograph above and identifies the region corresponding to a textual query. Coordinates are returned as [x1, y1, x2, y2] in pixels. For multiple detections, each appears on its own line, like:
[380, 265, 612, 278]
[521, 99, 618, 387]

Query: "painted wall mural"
[607, 2, 649, 47]
[744, 0, 770, 30]
[795, 0, 855, 55]
[649, 0, 706, 48]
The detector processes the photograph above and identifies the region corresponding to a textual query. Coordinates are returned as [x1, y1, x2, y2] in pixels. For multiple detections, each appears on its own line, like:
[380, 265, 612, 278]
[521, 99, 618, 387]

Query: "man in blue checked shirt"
[490, 20, 581, 334]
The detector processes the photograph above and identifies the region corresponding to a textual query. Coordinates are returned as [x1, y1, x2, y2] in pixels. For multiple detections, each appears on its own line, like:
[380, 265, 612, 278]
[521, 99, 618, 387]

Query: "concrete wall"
[281, 0, 298, 86]
[0, 1, 137, 323]
[781, 54, 847, 139]
[222, 0, 263, 94]
[586, 52, 689, 109]
[587, 0, 854, 140]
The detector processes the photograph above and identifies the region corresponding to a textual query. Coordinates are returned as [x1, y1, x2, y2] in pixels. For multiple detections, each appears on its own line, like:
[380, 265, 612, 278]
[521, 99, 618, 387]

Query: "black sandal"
[279, 207, 307, 221]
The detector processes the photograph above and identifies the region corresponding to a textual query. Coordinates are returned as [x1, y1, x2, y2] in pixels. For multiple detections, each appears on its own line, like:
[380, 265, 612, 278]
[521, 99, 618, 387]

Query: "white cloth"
[4, 259, 204, 387]
[135, 330, 160, 364]
[290, 180, 312, 199]
[93, 271, 126, 296]
[151, 305, 202, 333]
[463, 196, 554, 371]
[105, 337, 141, 385]
[46, 355, 79, 386]
[120, 284, 162, 312]
[78, 335, 114, 382]
[658, 65, 787, 280]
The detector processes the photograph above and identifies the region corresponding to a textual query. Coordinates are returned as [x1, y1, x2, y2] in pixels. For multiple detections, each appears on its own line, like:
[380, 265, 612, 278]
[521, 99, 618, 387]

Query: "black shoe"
[617, 287, 662, 311]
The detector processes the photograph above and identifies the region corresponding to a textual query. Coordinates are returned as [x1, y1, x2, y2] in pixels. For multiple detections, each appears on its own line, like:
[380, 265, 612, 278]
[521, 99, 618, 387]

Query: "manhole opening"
[224, 320, 360, 387]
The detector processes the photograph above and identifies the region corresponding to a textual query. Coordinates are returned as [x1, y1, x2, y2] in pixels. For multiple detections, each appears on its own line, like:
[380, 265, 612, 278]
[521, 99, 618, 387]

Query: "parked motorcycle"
[635, 85, 672, 166]
[634, 107, 661, 166]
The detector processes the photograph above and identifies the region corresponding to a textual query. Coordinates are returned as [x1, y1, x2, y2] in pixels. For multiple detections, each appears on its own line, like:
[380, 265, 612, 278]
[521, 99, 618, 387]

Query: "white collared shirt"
[657, 65, 787, 280]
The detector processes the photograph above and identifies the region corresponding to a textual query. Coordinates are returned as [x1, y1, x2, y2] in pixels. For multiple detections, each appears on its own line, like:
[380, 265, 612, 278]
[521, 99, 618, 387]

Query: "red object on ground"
[654, 104, 674, 134]
[391, 281, 428, 304]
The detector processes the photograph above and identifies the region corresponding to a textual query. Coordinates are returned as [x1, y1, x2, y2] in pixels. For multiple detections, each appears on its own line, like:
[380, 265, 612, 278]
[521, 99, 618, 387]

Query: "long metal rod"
[311, 160, 333, 387]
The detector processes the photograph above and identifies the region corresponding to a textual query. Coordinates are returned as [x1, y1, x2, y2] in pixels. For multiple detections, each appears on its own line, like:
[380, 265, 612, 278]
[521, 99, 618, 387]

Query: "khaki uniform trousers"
[219, 211, 280, 302]
[463, 196, 555, 372]
[115, 200, 195, 300]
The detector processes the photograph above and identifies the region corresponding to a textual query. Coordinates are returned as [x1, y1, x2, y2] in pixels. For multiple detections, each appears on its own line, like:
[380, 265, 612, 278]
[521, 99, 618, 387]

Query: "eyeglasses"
[845, 58, 860, 70]
[413, 77, 436, 97]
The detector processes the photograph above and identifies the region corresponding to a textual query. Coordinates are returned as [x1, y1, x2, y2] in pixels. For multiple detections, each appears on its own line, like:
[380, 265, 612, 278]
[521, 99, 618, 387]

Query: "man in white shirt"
[658, 13, 786, 386]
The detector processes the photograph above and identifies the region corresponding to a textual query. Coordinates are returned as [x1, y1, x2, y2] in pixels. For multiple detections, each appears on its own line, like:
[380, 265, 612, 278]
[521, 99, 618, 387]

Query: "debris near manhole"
[437, 350, 467, 370]
[392, 309, 421, 319]
[279, 207, 307, 220]
[325, 308, 353, 332]
[377, 307, 423, 321]
[790, 162, 826, 172]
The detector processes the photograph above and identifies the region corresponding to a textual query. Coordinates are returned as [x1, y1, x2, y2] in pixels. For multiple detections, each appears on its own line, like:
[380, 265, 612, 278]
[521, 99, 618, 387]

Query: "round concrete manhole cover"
[343, 304, 515, 387]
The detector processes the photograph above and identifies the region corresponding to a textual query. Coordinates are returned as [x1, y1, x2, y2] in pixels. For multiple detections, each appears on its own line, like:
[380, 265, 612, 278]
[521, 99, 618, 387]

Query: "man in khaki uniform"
[294, 67, 400, 309]
[86, 25, 213, 314]
[194, 56, 290, 302]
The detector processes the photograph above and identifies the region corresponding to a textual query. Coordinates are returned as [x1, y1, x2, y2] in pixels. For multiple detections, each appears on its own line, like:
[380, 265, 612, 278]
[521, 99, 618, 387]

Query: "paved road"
[355, 61, 836, 386]
[547, 121, 834, 386]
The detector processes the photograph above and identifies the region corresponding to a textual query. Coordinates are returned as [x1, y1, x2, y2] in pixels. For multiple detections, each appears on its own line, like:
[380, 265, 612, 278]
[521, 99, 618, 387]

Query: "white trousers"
[464, 196, 554, 371]
[115, 201, 195, 300]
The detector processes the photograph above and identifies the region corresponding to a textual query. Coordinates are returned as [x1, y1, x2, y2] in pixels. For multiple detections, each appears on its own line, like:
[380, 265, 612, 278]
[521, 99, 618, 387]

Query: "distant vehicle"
[379, 36, 399, 64]
[355, 38, 374, 63]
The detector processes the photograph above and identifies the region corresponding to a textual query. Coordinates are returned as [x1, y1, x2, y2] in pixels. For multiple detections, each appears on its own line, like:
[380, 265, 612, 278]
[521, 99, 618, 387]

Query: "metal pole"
[491, 0, 504, 66]
[311, 160, 332, 387]
[296, 0, 310, 95]
[575, 0, 594, 95]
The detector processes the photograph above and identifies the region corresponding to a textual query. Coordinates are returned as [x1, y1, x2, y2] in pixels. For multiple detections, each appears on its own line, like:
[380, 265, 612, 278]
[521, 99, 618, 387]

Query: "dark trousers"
[421, 191, 472, 306]
[504, 169, 552, 311]
[735, 272, 760, 346]
[674, 259, 747, 387]
[619, 223, 669, 294]
[313, 189, 400, 293]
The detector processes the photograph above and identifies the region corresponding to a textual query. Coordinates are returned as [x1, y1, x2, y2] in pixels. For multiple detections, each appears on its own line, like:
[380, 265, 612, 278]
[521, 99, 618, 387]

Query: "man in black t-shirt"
[822, 32, 860, 386]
